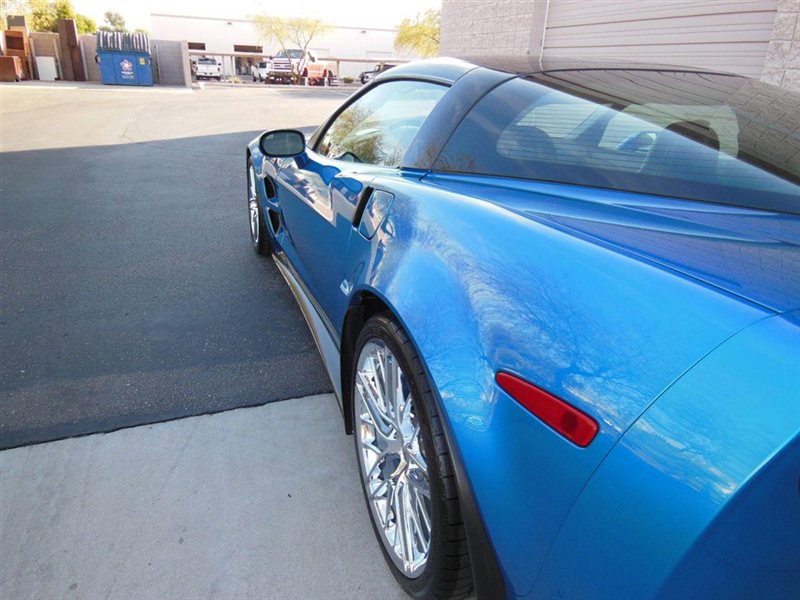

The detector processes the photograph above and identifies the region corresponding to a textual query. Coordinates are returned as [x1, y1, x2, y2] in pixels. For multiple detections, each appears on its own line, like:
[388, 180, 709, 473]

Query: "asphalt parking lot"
[1, 82, 353, 449]
[1, 82, 408, 599]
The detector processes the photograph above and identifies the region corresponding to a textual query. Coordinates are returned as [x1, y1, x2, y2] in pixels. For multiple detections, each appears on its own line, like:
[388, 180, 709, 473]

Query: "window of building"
[234, 44, 263, 53]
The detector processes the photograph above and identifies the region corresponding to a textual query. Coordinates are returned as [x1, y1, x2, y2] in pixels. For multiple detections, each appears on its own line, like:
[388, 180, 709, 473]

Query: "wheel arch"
[340, 289, 393, 435]
[338, 285, 508, 599]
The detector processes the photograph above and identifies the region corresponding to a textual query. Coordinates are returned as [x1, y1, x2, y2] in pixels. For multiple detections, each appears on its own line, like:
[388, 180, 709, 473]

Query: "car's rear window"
[435, 71, 799, 212]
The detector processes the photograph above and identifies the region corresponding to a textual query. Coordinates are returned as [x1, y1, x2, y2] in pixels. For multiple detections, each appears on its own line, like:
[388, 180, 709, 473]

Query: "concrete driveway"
[0, 83, 407, 598]
[1, 394, 406, 599]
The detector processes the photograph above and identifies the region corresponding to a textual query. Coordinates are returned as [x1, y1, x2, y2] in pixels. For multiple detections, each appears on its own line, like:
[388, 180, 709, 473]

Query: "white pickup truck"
[251, 61, 269, 82]
[267, 49, 333, 85]
[195, 58, 221, 80]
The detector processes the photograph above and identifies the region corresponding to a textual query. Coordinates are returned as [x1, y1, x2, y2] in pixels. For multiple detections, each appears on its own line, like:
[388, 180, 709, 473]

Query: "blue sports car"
[245, 58, 800, 599]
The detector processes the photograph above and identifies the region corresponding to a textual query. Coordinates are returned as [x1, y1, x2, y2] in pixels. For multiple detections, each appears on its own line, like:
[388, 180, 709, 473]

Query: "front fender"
[346, 249, 509, 599]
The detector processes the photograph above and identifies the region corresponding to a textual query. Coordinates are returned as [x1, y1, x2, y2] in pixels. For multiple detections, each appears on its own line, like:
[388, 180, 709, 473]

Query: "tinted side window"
[436, 75, 799, 212]
[317, 80, 447, 167]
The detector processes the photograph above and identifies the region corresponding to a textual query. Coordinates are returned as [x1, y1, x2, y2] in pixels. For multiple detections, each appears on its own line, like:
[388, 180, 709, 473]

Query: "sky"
[71, 0, 442, 31]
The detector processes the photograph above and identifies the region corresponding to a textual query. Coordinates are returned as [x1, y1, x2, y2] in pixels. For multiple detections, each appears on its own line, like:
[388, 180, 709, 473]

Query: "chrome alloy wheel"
[355, 340, 432, 578]
[248, 164, 259, 245]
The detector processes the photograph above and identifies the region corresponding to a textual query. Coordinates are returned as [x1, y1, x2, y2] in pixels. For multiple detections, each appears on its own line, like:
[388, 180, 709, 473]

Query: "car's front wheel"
[247, 159, 270, 255]
[352, 314, 473, 599]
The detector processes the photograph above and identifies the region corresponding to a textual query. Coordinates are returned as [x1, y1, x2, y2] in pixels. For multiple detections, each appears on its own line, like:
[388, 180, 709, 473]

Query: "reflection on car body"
[245, 57, 800, 599]
[359, 63, 397, 84]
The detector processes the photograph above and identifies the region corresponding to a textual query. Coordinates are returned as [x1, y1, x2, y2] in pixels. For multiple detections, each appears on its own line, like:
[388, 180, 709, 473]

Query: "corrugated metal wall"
[543, 0, 779, 77]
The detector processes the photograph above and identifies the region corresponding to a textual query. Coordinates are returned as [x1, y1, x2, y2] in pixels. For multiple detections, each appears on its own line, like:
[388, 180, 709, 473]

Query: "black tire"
[352, 314, 473, 599]
[247, 159, 271, 256]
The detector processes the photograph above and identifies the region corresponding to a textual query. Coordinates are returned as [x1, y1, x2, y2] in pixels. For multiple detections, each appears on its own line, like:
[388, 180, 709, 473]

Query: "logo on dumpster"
[120, 59, 134, 79]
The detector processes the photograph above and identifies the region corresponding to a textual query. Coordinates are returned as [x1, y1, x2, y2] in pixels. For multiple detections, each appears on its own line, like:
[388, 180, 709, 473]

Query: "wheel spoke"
[392, 363, 406, 426]
[413, 485, 431, 535]
[398, 480, 415, 566]
[379, 348, 399, 418]
[386, 478, 398, 530]
[365, 356, 391, 415]
[406, 450, 427, 476]
[406, 487, 429, 556]
[357, 374, 393, 441]
[408, 471, 431, 498]
[369, 476, 389, 500]
[360, 440, 382, 454]
[364, 449, 387, 480]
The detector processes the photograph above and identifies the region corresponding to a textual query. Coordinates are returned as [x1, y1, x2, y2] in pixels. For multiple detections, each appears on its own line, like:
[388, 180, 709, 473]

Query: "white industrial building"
[151, 13, 417, 79]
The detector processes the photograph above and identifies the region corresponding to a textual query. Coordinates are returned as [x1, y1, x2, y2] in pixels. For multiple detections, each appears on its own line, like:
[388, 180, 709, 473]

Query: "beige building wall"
[440, 0, 800, 90]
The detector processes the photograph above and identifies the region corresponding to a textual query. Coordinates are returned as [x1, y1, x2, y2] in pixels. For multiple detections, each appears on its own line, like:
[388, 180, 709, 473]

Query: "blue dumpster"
[96, 32, 153, 86]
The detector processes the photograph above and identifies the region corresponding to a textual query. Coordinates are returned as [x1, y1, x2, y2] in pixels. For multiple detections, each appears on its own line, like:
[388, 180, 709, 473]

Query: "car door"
[274, 80, 448, 329]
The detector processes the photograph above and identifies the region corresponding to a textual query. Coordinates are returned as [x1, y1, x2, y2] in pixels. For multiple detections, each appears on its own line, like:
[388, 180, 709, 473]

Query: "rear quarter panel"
[532, 310, 800, 599]
[343, 173, 770, 595]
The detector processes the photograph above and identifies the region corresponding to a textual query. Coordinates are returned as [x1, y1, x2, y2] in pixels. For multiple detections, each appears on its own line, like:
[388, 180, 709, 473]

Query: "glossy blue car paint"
[534, 310, 800, 599]
[246, 58, 800, 598]
[344, 173, 778, 595]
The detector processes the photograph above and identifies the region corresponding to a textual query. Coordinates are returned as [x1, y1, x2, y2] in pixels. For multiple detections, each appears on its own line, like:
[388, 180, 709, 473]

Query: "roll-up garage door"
[543, 0, 778, 77]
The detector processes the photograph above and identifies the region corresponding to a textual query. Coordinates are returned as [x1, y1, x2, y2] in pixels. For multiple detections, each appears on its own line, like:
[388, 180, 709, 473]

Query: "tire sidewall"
[352, 315, 448, 599]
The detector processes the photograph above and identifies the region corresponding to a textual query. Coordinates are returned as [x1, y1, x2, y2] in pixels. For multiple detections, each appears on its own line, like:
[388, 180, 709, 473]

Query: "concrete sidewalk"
[0, 395, 407, 599]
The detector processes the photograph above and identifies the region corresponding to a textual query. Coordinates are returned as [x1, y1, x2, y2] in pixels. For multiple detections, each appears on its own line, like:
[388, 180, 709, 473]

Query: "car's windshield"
[198, 58, 216, 65]
[276, 49, 304, 59]
[437, 70, 800, 213]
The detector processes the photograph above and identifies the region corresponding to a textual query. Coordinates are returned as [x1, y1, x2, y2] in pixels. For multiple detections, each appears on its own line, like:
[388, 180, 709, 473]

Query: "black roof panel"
[379, 56, 744, 85]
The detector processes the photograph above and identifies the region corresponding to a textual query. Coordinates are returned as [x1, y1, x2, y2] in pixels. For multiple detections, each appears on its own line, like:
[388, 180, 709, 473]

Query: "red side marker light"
[496, 372, 599, 447]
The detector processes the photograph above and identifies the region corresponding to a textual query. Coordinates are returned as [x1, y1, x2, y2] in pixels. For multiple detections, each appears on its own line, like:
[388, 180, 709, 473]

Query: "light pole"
[226, 21, 233, 80]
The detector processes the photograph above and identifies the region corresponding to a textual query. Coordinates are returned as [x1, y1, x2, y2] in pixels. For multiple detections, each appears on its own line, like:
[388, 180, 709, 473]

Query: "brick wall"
[441, 0, 540, 57]
[761, 0, 800, 89]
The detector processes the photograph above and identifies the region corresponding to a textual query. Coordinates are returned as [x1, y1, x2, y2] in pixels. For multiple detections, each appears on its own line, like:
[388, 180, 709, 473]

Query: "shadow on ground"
[0, 131, 332, 449]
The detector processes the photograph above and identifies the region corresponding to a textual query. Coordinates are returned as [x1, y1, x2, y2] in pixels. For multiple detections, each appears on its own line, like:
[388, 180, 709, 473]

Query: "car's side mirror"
[259, 129, 305, 157]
